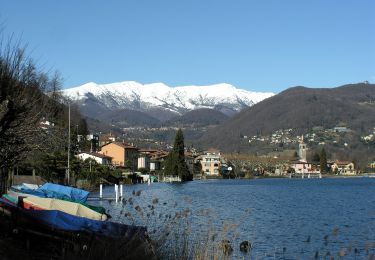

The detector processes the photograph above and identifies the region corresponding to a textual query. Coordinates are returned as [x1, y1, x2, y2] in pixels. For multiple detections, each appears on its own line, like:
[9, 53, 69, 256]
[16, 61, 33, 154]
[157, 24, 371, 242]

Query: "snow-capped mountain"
[63, 81, 274, 118]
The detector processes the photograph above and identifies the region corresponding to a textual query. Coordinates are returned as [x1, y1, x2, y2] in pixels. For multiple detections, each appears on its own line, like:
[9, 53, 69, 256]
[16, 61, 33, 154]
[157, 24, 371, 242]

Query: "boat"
[9, 182, 107, 214]
[0, 197, 137, 237]
[0, 197, 155, 259]
[8, 187, 107, 215]
[10, 182, 89, 203]
[20, 196, 107, 221]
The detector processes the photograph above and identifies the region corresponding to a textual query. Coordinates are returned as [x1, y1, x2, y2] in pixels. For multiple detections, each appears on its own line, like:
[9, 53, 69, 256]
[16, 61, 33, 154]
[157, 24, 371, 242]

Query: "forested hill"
[164, 108, 229, 127]
[199, 83, 375, 153]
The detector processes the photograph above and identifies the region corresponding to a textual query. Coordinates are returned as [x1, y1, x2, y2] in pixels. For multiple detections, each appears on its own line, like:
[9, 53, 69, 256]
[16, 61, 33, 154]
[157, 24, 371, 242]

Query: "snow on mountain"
[63, 81, 274, 114]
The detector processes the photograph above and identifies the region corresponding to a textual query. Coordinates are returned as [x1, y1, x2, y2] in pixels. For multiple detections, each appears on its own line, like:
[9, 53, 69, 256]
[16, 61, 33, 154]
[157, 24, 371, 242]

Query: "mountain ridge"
[63, 81, 274, 117]
[198, 83, 375, 160]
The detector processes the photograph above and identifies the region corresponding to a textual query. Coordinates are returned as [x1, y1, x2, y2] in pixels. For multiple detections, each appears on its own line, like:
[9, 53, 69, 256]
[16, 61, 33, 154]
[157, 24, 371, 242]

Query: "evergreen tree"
[320, 147, 327, 173]
[164, 129, 192, 181]
[312, 152, 320, 163]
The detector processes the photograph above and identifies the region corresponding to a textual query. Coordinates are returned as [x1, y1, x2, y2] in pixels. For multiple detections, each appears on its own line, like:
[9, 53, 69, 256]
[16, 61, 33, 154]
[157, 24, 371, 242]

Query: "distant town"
[72, 125, 375, 183]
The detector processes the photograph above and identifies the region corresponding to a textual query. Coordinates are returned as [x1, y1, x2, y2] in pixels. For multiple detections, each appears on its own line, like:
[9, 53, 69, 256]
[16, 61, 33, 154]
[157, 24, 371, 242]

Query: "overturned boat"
[0, 184, 156, 259]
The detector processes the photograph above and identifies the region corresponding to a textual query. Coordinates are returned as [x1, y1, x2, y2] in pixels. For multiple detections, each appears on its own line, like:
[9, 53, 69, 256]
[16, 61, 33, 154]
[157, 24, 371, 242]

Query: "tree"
[0, 41, 60, 192]
[312, 152, 320, 163]
[320, 147, 327, 173]
[0, 37, 87, 193]
[192, 161, 202, 176]
[164, 129, 192, 181]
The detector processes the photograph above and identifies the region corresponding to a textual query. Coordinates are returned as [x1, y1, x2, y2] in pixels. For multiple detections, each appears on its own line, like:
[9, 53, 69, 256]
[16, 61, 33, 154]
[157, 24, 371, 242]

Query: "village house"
[138, 149, 169, 171]
[99, 142, 138, 167]
[290, 161, 320, 174]
[198, 149, 223, 176]
[138, 154, 151, 170]
[77, 152, 112, 165]
[331, 161, 356, 175]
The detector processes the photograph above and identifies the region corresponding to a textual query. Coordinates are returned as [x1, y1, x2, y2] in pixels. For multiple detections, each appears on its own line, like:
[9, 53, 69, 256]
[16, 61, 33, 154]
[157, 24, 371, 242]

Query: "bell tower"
[299, 135, 307, 162]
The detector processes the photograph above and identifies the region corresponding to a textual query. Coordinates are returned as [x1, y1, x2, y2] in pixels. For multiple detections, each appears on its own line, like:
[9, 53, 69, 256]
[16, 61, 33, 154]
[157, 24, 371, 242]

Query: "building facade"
[138, 154, 151, 170]
[200, 150, 222, 176]
[331, 161, 356, 175]
[99, 142, 138, 167]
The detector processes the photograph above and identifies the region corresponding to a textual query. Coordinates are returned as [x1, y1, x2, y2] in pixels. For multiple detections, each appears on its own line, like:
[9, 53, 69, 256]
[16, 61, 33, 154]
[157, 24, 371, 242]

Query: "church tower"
[299, 135, 307, 162]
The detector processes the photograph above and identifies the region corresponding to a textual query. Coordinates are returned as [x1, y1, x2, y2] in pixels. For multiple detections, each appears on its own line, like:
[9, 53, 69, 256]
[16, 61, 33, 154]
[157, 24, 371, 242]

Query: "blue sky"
[1, 1, 374, 93]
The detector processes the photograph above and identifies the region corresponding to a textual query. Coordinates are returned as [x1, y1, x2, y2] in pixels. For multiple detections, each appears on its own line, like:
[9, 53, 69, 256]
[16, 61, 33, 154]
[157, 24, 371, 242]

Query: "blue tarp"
[11, 183, 89, 203]
[39, 183, 89, 203]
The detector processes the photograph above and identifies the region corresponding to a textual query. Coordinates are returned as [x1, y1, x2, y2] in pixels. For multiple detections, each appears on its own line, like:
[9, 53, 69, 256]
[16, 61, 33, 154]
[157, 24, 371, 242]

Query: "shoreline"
[194, 174, 371, 181]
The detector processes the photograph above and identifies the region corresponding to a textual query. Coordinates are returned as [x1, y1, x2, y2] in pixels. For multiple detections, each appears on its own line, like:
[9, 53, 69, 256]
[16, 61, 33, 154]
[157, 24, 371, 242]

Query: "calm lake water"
[91, 178, 375, 259]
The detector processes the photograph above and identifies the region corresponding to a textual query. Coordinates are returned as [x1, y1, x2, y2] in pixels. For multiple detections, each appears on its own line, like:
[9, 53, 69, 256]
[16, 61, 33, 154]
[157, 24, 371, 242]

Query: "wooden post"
[99, 184, 103, 199]
[120, 184, 123, 198]
[32, 168, 36, 183]
[9, 168, 14, 188]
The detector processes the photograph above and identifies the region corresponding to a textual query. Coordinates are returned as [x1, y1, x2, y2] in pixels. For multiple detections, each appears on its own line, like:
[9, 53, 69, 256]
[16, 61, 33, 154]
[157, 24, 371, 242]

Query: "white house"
[291, 161, 320, 174]
[331, 161, 356, 175]
[77, 152, 112, 165]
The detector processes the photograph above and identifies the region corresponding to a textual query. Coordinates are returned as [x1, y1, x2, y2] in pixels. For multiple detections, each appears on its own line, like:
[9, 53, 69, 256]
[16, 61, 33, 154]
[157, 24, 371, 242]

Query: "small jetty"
[289, 173, 322, 179]
[161, 176, 182, 183]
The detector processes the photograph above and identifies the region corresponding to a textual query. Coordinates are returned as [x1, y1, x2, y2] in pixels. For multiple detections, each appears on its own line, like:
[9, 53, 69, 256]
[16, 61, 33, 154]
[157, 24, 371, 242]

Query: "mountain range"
[63, 81, 375, 167]
[63, 81, 274, 127]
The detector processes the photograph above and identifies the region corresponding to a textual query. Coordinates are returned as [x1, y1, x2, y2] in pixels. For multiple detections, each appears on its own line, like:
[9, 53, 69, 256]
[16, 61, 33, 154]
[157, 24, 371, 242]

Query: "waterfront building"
[99, 142, 138, 167]
[291, 161, 320, 174]
[199, 149, 223, 176]
[139, 149, 169, 171]
[331, 161, 356, 175]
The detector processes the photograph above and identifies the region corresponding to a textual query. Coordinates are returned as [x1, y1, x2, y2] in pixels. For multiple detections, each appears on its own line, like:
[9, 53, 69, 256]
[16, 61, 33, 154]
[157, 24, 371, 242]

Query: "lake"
[91, 178, 375, 259]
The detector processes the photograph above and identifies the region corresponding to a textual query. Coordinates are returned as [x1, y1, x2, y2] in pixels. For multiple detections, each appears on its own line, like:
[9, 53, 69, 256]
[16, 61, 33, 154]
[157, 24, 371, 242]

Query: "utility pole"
[67, 103, 70, 185]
